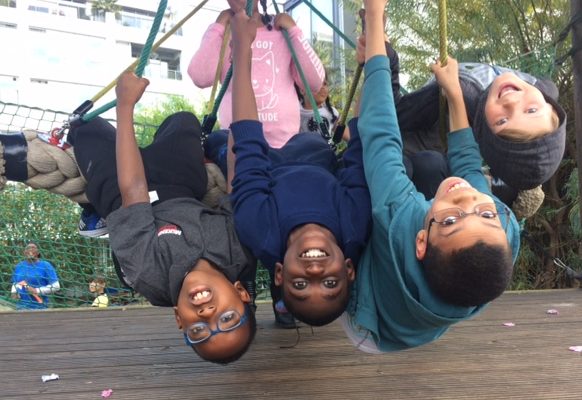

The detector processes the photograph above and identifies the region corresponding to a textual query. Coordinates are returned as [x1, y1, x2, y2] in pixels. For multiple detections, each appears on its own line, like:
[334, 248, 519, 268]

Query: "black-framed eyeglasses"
[183, 306, 250, 346]
[427, 202, 510, 237]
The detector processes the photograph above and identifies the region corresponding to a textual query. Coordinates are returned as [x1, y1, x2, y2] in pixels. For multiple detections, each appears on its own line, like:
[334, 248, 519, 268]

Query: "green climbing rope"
[201, 0, 255, 137]
[296, 0, 356, 49]
[271, 0, 332, 146]
[81, 0, 169, 122]
[438, 0, 448, 149]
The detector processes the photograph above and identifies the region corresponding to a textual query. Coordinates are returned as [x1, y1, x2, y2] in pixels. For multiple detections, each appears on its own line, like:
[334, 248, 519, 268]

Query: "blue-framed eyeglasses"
[183, 306, 250, 346]
[427, 202, 510, 237]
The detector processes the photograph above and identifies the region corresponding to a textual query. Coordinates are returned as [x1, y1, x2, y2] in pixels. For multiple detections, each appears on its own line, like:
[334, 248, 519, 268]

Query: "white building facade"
[0, 0, 356, 124]
[0, 0, 223, 119]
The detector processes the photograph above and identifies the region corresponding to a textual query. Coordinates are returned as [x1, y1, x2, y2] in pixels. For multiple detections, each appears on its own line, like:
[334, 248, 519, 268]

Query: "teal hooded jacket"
[346, 55, 521, 352]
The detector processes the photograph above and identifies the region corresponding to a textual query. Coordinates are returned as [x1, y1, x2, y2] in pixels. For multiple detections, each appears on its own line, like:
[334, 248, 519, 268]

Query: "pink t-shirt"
[189, 23, 325, 149]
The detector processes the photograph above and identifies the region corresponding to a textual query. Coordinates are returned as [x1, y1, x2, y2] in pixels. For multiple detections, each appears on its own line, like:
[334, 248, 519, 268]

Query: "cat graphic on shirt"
[252, 51, 279, 111]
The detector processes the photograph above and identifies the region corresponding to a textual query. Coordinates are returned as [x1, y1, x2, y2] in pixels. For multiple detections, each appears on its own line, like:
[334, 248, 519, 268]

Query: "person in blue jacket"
[11, 242, 60, 310]
[341, 0, 520, 353]
[227, 3, 371, 327]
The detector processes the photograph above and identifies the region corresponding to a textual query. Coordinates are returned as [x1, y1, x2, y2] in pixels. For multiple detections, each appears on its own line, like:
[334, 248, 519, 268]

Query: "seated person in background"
[342, 0, 520, 353]
[227, 4, 371, 327]
[89, 277, 109, 308]
[11, 242, 60, 310]
[64, 71, 256, 364]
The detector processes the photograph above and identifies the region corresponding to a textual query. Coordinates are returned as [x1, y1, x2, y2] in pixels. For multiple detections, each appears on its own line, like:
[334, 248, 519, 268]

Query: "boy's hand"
[116, 71, 149, 108]
[274, 13, 296, 31]
[431, 57, 462, 100]
[231, 9, 257, 50]
[363, 0, 388, 15]
[216, 9, 234, 26]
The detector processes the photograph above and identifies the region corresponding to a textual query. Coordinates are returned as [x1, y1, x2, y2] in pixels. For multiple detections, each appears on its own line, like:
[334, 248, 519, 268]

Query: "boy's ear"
[416, 229, 428, 261]
[345, 258, 356, 282]
[173, 307, 183, 330]
[233, 281, 251, 303]
[274, 263, 284, 286]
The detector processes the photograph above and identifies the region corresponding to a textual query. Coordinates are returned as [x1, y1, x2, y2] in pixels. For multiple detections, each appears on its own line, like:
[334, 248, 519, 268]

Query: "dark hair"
[423, 240, 513, 307]
[282, 286, 349, 327]
[25, 242, 41, 257]
[295, 68, 338, 125]
[324, 96, 338, 125]
[259, 0, 272, 30]
[191, 303, 257, 365]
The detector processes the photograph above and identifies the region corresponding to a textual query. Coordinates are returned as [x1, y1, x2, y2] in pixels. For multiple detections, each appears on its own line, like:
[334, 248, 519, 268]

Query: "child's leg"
[140, 111, 208, 202]
[69, 117, 122, 217]
[409, 150, 449, 199]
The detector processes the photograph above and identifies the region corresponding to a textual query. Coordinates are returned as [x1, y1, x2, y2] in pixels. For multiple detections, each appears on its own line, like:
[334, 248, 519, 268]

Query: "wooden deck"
[1, 289, 581, 400]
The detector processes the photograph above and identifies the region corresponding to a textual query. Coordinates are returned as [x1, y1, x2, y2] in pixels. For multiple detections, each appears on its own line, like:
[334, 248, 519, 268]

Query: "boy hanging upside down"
[64, 72, 257, 364]
[341, 0, 520, 353]
[227, 1, 371, 327]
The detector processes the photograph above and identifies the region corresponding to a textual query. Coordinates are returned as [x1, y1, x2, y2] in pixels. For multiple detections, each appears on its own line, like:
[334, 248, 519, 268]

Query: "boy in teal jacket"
[343, 0, 521, 353]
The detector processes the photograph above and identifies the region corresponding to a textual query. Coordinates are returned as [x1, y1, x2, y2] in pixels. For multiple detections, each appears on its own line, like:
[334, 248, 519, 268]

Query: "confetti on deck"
[503, 322, 516, 327]
[101, 389, 113, 398]
[41, 373, 59, 383]
[546, 309, 559, 315]
[568, 346, 582, 353]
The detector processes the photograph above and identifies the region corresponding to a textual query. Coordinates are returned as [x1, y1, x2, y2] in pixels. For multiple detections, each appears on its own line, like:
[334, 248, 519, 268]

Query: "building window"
[131, 44, 182, 81]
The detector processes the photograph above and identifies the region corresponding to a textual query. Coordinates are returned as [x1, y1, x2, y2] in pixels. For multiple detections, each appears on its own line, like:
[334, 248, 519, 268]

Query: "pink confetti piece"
[101, 389, 113, 398]
[503, 322, 515, 327]
[569, 346, 582, 353]
[546, 309, 559, 315]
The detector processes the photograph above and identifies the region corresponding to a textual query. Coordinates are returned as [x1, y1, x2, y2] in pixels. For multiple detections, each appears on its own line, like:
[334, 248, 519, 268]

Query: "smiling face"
[173, 260, 251, 361]
[484, 73, 557, 141]
[275, 224, 355, 322]
[416, 178, 509, 260]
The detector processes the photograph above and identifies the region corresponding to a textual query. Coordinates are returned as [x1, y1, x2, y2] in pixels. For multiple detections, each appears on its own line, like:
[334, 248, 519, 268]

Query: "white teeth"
[448, 182, 471, 193]
[300, 249, 328, 258]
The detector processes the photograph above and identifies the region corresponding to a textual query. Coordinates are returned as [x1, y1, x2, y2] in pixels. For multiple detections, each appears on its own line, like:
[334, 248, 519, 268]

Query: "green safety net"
[0, 101, 271, 311]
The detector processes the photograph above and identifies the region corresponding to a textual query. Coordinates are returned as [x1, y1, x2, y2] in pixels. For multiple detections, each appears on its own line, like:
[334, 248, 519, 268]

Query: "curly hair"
[423, 240, 513, 307]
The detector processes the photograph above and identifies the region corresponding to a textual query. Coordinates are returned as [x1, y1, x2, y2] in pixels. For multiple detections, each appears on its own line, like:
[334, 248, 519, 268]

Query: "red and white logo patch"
[157, 224, 182, 237]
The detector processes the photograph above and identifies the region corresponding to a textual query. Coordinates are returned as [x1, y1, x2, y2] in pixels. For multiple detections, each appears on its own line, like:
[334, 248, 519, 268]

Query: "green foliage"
[565, 168, 581, 240]
[378, 0, 570, 89]
[0, 184, 140, 308]
[133, 95, 202, 145]
[91, 0, 121, 14]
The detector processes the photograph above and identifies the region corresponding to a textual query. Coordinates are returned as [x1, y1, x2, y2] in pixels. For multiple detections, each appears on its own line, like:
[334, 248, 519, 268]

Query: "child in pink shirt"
[188, 0, 325, 149]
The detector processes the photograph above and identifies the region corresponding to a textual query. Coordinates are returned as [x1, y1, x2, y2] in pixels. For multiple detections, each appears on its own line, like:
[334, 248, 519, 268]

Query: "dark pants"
[404, 150, 449, 199]
[205, 130, 338, 178]
[69, 112, 207, 218]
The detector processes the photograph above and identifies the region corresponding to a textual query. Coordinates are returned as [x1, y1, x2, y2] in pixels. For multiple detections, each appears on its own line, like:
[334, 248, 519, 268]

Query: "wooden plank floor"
[1, 289, 581, 400]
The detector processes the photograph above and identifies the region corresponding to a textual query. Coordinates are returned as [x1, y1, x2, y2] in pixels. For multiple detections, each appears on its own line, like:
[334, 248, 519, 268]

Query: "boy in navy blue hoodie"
[227, 4, 371, 327]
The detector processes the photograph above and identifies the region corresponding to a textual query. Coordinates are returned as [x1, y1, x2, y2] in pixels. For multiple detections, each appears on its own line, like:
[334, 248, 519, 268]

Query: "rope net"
[0, 101, 271, 310]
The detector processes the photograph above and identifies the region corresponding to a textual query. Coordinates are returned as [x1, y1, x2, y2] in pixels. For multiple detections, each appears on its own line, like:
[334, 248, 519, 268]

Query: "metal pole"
[572, 0, 582, 230]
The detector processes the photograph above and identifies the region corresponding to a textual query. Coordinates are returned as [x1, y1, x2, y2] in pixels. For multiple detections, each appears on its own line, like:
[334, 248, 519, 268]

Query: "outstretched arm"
[231, 9, 258, 122]
[431, 58, 469, 132]
[115, 71, 150, 207]
[433, 58, 488, 193]
[188, 10, 233, 88]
